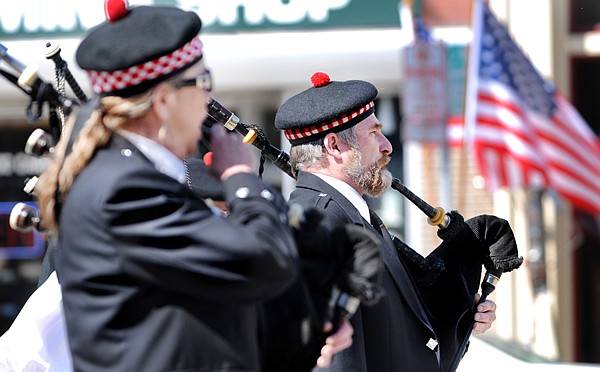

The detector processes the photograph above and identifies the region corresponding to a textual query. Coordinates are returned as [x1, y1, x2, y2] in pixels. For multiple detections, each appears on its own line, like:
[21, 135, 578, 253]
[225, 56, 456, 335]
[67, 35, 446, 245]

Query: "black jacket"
[57, 134, 298, 372]
[289, 172, 480, 372]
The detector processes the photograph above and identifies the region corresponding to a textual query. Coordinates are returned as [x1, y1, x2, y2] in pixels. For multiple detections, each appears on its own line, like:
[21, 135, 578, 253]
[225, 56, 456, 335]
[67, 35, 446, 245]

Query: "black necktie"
[369, 209, 391, 242]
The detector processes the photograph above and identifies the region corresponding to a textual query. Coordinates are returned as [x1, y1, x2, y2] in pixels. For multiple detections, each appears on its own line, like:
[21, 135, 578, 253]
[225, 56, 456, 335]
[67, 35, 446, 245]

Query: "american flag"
[465, 1, 600, 215]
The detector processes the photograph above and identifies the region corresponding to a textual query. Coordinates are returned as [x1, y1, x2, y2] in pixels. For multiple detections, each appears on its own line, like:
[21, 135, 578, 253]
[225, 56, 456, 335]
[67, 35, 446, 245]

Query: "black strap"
[369, 209, 389, 239]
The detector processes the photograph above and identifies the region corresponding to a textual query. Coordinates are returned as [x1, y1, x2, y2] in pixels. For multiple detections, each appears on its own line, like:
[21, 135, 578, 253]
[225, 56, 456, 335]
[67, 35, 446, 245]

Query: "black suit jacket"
[57, 134, 298, 372]
[289, 172, 442, 372]
[289, 172, 490, 372]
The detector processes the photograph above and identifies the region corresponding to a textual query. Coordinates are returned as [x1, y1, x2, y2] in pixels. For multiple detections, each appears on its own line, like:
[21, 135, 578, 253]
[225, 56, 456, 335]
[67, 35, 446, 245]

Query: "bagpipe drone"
[1, 42, 88, 233]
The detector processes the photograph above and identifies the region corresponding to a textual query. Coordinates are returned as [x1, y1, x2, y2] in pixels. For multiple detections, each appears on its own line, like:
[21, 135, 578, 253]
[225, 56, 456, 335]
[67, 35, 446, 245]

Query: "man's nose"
[380, 135, 393, 155]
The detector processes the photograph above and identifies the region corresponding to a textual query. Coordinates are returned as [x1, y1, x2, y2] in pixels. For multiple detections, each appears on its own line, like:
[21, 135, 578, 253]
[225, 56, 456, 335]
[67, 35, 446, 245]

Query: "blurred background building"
[0, 0, 599, 366]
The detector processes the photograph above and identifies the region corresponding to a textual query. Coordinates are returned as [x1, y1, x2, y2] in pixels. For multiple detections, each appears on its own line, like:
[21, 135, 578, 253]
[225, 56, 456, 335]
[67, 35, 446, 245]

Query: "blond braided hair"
[36, 92, 153, 233]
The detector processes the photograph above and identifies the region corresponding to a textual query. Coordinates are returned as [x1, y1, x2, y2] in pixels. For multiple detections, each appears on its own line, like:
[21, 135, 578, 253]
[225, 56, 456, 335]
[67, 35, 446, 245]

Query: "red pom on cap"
[203, 152, 213, 167]
[104, 0, 129, 22]
[311, 72, 330, 88]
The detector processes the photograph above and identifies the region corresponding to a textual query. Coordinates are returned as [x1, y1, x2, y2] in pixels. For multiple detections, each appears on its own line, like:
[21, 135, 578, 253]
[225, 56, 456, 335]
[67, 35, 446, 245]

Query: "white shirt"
[313, 173, 371, 224]
[118, 130, 186, 184]
[119, 130, 224, 217]
[0, 272, 72, 372]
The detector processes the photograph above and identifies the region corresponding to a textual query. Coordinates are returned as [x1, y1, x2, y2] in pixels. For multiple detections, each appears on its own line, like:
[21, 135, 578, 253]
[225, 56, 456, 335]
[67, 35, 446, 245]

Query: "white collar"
[118, 130, 185, 184]
[313, 173, 370, 224]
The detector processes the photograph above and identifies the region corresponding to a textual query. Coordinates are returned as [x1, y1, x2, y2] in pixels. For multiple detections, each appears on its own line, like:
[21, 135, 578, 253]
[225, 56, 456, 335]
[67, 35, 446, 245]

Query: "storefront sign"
[0, 0, 402, 39]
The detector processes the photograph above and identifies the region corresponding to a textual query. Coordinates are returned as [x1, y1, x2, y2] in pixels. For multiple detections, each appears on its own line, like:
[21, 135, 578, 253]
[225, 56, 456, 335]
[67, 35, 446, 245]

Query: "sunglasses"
[173, 70, 212, 92]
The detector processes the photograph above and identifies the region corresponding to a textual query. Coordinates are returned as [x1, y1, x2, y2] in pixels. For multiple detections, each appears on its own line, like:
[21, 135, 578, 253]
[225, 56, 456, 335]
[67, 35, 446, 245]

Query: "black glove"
[294, 209, 383, 328]
[261, 207, 384, 372]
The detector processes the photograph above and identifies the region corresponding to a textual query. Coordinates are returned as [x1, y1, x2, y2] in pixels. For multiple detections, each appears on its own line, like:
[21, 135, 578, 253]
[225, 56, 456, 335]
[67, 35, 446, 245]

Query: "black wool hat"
[274, 72, 378, 146]
[76, 0, 203, 97]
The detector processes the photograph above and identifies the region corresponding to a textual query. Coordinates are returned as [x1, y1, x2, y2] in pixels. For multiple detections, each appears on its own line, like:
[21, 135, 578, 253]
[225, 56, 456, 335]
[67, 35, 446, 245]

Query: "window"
[571, 57, 600, 136]
[571, 0, 600, 32]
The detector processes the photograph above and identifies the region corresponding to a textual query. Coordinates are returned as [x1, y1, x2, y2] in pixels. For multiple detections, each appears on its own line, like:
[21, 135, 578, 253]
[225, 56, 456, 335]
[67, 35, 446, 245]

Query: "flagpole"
[455, 0, 476, 214]
[456, 0, 484, 216]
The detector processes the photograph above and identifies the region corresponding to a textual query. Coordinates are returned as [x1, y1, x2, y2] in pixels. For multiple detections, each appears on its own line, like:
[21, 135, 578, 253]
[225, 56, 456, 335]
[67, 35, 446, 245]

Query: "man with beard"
[274, 72, 498, 372]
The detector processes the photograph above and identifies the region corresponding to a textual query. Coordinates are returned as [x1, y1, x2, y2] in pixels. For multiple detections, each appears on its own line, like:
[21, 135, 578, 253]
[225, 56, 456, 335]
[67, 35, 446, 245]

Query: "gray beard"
[345, 149, 393, 198]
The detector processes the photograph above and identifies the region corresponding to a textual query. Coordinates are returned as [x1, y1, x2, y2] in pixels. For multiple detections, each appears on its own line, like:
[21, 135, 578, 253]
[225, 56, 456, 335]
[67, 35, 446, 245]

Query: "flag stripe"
[532, 113, 600, 178]
[540, 134, 600, 194]
[474, 139, 549, 188]
[467, 2, 600, 215]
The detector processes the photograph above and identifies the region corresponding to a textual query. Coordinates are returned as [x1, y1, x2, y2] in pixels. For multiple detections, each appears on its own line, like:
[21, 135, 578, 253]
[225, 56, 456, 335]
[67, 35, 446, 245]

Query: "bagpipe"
[204, 97, 524, 370]
[1, 42, 88, 234]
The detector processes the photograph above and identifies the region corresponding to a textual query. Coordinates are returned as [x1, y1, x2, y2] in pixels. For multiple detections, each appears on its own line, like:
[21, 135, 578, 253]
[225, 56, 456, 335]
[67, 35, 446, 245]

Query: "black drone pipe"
[206, 97, 451, 229]
[45, 42, 89, 103]
[0, 42, 79, 120]
[206, 98, 294, 179]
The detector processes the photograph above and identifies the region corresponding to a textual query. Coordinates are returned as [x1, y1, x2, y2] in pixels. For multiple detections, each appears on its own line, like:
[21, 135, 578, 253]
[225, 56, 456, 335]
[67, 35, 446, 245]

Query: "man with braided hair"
[31, 2, 358, 370]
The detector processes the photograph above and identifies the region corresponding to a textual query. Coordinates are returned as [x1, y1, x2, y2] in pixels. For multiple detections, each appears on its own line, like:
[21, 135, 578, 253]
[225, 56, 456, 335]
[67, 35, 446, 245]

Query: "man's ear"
[151, 83, 175, 120]
[323, 133, 345, 159]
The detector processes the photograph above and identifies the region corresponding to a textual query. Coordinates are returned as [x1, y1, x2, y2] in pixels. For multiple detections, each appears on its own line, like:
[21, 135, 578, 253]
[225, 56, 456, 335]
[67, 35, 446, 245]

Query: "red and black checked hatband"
[284, 101, 374, 142]
[86, 36, 203, 95]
